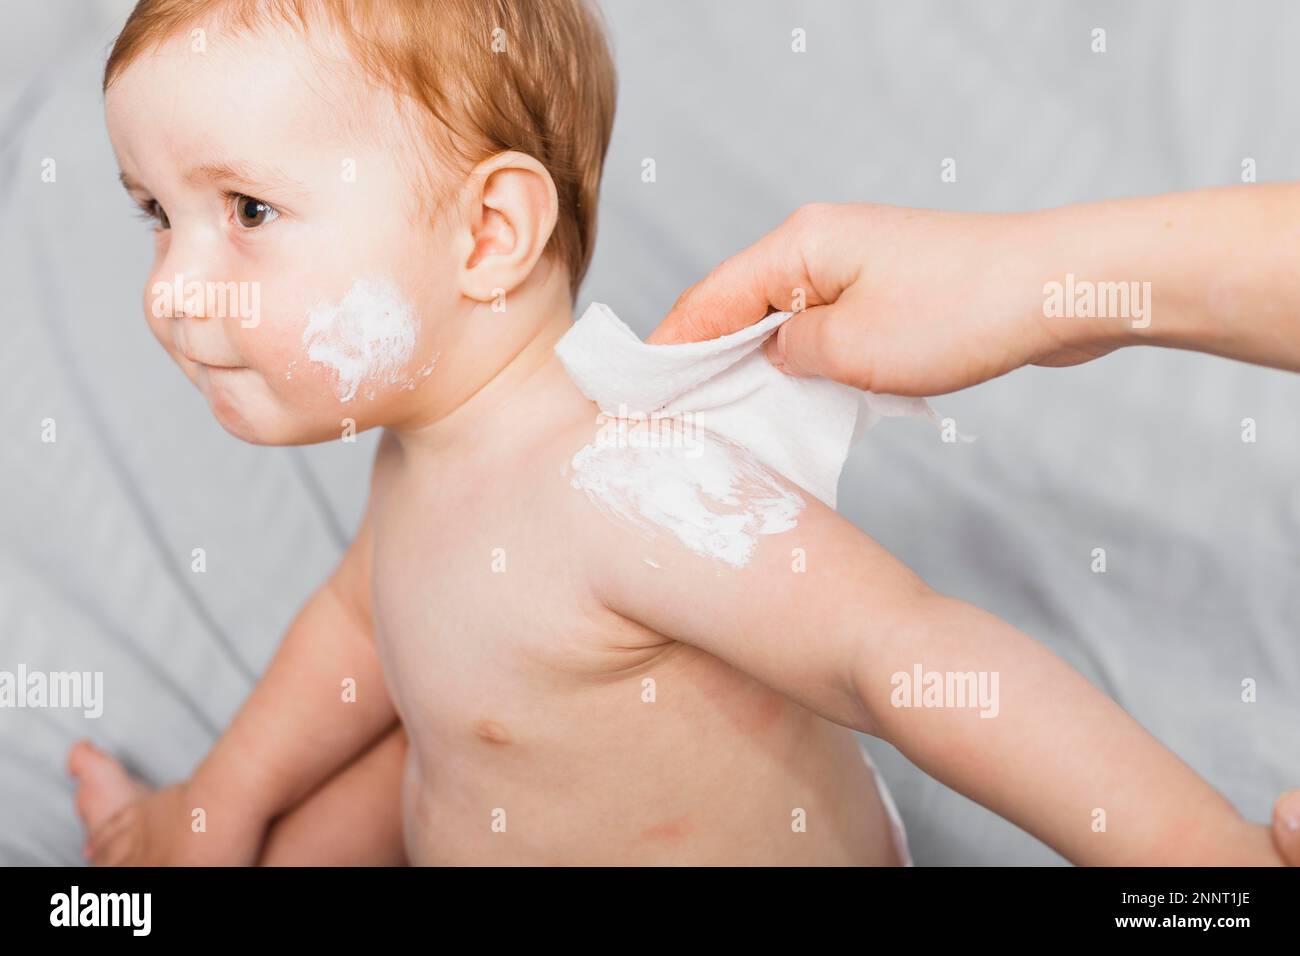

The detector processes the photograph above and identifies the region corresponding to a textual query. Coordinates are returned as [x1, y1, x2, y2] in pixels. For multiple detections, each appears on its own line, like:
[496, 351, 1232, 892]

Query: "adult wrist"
[1029, 200, 1165, 355]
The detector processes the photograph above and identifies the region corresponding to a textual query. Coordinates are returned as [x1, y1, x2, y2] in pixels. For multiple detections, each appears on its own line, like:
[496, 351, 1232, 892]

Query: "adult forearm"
[1045, 184, 1300, 372]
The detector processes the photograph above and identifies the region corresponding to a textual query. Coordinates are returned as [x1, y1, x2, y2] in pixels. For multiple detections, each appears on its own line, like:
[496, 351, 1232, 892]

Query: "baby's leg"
[70, 723, 408, 866]
[258, 722, 409, 866]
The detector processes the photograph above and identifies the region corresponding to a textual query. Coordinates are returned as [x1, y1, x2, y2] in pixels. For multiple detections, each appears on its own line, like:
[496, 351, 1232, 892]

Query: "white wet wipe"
[302, 278, 418, 402]
[555, 302, 938, 565]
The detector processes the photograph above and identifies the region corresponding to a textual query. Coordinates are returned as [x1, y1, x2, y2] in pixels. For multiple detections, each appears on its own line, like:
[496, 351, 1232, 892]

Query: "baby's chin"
[191, 364, 272, 443]
[193, 363, 352, 446]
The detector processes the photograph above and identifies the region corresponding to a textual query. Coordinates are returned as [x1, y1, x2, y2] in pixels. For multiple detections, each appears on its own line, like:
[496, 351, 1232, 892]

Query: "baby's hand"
[1232, 822, 1287, 866]
[1272, 789, 1300, 865]
[68, 739, 263, 866]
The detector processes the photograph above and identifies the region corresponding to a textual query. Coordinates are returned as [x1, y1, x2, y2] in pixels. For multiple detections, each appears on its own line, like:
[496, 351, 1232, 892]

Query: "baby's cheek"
[241, 277, 435, 409]
[294, 277, 430, 404]
[226, 311, 297, 377]
[226, 320, 332, 418]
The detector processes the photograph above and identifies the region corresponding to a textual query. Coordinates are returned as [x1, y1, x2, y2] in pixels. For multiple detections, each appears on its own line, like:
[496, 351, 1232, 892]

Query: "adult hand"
[649, 188, 1300, 395]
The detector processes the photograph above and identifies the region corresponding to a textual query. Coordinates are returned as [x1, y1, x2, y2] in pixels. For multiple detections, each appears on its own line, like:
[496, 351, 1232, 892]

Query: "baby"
[69, 0, 1282, 866]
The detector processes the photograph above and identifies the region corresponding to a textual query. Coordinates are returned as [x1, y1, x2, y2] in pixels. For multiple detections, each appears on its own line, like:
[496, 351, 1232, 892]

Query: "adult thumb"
[648, 276, 766, 345]
[762, 303, 863, 389]
[1272, 788, 1300, 865]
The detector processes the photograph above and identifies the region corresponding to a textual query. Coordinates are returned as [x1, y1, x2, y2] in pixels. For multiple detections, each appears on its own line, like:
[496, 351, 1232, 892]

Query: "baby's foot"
[68, 739, 264, 866]
[68, 739, 150, 860]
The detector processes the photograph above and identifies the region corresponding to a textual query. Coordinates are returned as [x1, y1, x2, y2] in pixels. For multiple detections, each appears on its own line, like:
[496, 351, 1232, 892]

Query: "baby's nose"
[150, 270, 211, 319]
[155, 229, 224, 319]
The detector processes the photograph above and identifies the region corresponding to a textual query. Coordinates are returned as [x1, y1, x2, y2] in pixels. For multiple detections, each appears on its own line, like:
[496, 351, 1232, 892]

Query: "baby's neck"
[385, 273, 594, 473]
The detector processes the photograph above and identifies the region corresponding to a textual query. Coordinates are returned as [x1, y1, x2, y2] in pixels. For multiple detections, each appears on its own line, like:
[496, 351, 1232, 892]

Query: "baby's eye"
[135, 199, 170, 230]
[232, 193, 279, 229]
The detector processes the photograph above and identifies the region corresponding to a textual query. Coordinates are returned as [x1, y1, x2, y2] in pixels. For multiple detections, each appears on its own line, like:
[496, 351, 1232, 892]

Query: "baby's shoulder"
[533, 413, 672, 561]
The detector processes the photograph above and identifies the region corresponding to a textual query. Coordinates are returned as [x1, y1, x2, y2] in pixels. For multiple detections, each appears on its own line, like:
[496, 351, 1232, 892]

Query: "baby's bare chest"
[366, 457, 672, 743]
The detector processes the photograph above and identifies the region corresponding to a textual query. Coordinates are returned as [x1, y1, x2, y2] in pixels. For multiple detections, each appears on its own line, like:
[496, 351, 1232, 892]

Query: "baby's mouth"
[193, 362, 249, 403]
[172, 320, 243, 369]
[178, 347, 243, 370]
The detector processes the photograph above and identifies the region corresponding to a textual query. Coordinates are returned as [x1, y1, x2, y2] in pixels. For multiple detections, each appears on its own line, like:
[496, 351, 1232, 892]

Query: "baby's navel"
[473, 718, 512, 745]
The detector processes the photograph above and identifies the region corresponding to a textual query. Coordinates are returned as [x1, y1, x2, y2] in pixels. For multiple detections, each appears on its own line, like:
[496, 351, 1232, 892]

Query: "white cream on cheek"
[301, 278, 418, 402]
[566, 430, 804, 569]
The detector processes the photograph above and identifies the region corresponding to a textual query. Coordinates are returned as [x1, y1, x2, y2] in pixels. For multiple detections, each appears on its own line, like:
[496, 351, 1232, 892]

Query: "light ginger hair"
[104, 0, 618, 297]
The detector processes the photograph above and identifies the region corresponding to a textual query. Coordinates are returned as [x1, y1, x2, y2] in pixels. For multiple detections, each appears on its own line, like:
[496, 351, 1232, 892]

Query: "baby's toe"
[66, 738, 97, 778]
[68, 741, 148, 833]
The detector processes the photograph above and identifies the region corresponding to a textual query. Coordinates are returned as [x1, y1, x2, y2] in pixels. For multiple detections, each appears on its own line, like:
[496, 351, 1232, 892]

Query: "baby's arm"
[182, 498, 396, 860]
[584, 455, 1281, 865]
[856, 594, 1280, 864]
[84, 481, 397, 866]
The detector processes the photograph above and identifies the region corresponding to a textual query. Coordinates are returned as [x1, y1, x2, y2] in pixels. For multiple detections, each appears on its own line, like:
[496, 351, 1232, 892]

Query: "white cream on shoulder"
[566, 430, 804, 569]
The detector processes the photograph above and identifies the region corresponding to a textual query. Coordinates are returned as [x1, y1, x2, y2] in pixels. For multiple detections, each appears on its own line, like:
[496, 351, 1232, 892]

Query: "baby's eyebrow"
[183, 159, 310, 197]
[116, 163, 310, 200]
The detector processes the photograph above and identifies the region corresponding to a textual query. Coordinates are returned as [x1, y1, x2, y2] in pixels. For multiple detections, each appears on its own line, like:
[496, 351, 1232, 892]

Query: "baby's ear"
[456, 150, 558, 302]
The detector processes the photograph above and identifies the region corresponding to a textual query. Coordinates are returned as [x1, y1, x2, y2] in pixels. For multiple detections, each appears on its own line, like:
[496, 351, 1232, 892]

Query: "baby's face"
[106, 25, 452, 443]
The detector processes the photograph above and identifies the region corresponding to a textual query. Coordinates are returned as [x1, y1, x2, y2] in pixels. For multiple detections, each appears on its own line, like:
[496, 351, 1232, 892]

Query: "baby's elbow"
[847, 589, 952, 738]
